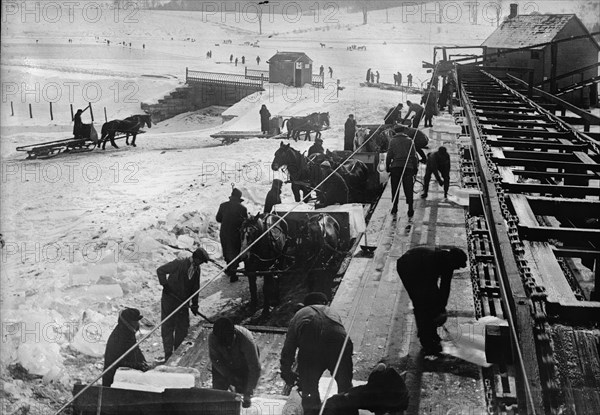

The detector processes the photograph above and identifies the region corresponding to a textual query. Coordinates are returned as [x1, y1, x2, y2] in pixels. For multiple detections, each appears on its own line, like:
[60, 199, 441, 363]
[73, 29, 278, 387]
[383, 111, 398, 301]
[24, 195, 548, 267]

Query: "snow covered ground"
[0, 1, 595, 413]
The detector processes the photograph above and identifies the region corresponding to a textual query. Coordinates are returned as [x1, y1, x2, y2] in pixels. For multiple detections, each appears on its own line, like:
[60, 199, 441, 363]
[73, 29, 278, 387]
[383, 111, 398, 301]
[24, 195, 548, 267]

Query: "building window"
[531, 50, 540, 60]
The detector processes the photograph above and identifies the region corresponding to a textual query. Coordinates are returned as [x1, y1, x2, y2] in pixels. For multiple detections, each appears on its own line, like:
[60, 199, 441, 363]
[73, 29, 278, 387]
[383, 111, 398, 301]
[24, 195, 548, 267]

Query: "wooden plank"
[508, 194, 538, 227]
[573, 151, 597, 166]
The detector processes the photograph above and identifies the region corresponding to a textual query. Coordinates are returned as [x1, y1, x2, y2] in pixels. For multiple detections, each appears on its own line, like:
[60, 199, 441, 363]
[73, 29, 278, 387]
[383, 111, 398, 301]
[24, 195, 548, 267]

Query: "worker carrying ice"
[422, 146, 451, 199]
[103, 308, 149, 387]
[322, 362, 409, 415]
[156, 247, 209, 361]
[396, 246, 468, 355]
[316, 161, 348, 209]
[209, 317, 261, 408]
[280, 292, 354, 415]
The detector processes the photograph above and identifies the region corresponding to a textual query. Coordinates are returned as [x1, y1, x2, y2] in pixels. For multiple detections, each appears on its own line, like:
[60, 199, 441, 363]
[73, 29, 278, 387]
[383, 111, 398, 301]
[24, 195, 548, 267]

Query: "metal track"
[457, 66, 600, 414]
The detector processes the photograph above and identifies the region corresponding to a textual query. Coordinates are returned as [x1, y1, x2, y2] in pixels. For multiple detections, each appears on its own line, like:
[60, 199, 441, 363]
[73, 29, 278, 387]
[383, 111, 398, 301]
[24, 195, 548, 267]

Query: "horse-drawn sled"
[16, 114, 151, 159]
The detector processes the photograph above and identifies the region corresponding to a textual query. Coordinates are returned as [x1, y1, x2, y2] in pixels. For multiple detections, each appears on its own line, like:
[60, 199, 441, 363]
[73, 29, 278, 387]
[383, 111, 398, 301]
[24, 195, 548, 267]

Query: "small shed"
[267, 52, 313, 87]
[481, 8, 600, 106]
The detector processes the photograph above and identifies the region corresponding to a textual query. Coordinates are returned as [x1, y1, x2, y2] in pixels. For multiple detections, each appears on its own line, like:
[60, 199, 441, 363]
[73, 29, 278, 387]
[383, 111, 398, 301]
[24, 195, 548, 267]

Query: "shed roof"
[267, 52, 312, 64]
[482, 14, 600, 50]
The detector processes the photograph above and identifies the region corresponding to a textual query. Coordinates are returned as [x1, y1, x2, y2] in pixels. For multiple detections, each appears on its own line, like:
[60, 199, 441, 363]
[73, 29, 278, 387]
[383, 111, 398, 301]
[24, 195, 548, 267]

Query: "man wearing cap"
[280, 292, 353, 415]
[386, 131, 418, 217]
[209, 317, 261, 409]
[216, 188, 248, 282]
[344, 114, 356, 151]
[396, 246, 468, 355]
[307, 137, 325, 157]
[316, 161, 348, 209]
[103, 308, 149, 387]
[394, 124, 429, 164]
[264, 179, 283, 214]
[156, 247, 209, 361]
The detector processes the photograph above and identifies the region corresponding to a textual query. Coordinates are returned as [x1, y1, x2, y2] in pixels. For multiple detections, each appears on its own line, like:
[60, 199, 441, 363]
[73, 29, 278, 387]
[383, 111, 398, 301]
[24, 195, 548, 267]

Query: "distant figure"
[366, 68, 371, 83]
[328, 66, 333, 78]
[107, 40, 110, 46]
[319, 65, 324, 77]
[397, 246, 468, 355]
[264, 179, 283, 214]
[259, 104, 271, 134]
[397, 72, 402, 86]
[256, 56, 260, 65]
[209, 317, 261, 409]
[230, 54, 234, 63]
[407, 73, 413, 87]
[375, 71, 380, 83]
[422, 146, 451, 199]
[242, 56, 246, 64]
[103, 308, 149, 387]
[403, 100, 424, 128]
[129, 42, 131, 48]
[308, 137, 325, 156]
[36, 39, 38, 43]
[143, 43, 145, 49]
[370, 72, 374, 83]
[206, 51, 211, 58]
[235, 57, 238, 66]
[344, 114, 356, 151]
[393, 73, 398, 86]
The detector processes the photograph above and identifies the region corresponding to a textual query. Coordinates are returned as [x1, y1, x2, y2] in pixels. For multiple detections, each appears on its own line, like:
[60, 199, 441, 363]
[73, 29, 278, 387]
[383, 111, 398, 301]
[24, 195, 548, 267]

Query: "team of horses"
[282, 112, 330, 141]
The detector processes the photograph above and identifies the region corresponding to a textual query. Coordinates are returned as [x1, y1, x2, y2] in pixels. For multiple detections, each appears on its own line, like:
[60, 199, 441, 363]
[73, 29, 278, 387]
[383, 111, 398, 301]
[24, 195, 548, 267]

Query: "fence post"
[70, 104, 74, 120]
[10, 101, 14, 116]
[186, 67, 188, 83]
[50, 102, 53, 120]
[29, 103, 33, 118]
[104, 107, 108, 122]
[88, 102, 94, 122]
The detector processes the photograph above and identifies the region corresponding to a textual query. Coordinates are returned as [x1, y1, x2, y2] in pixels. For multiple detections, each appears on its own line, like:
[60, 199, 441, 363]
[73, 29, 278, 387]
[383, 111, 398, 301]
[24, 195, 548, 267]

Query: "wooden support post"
[70, 104, 74, 120]
[186, 67, 189, 83]
[10, 101, 14, 116]
[527, 71, 534, 98]
[88, 102, 94, 122]
[29, 103, 32, 118]
[550, 42, 558, 94]
[104, 107, 107, 122]
[49, 102, 53, 120]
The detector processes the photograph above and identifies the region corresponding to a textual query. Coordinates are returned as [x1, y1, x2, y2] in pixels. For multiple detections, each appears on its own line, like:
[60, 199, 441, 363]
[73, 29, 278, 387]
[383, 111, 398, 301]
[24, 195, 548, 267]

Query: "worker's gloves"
[281, 369, 298, 385]
[190, 305, 200, 316]
[162, 285, 172, 296]
[433, 312, 448, 327]
[242, 394, 252, 408]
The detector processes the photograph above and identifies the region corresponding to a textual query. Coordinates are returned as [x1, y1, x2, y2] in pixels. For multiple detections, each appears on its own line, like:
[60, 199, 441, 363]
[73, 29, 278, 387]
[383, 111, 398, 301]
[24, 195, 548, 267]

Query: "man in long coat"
[103, 308, 149, 386]
[386, 132, 418, 217]
[259, 105, 271, 134]
[156, 248, 209, 361]
[396, 246, 468, 355]
[216, 188, 248, 282]
[280, 292, 353, 415]
[344, 114, 356, 151]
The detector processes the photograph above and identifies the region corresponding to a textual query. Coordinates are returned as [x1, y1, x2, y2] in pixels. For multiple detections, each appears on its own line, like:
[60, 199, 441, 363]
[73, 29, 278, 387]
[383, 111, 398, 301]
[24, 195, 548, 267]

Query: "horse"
[100, 114, 152, 150]
[320, 42, 326, 48]
[282, 112, 329, 141]
[354, 127, 391, 153]
[272, 142, 369, 203]
[239, 213, 288, 313]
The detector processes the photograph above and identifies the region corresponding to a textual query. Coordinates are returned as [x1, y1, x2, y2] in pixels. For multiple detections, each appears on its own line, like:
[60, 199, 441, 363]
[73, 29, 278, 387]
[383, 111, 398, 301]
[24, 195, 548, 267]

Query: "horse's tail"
[282, 118, 289, 129]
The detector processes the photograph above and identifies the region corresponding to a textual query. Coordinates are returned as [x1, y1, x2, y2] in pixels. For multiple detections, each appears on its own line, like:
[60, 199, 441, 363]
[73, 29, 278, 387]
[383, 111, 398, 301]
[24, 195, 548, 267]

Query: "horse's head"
[143, 114, 152, 128]
[271, 142, 296, 171]
[321, 112, 330, 127]
[240, 213, 264, 259]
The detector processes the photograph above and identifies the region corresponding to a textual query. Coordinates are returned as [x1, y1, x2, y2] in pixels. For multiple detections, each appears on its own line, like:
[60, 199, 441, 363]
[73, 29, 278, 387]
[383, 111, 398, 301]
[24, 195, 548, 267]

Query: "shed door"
[295, 68, 302, 87]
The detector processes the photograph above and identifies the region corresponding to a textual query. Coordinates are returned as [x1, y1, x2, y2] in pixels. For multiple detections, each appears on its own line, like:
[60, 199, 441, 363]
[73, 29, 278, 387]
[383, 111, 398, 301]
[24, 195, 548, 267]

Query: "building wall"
[485, 48, 545, 84]
[269, 61, 294, 85]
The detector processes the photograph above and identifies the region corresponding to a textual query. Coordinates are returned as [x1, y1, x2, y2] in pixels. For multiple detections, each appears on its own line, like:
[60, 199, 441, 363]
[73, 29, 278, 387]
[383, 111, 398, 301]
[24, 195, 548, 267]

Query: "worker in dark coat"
[216, 188, 248, 282]
[264, 179, 283, 213]
[322, 363, 409, 415]
[209, 317, 261, 409]
[103, 308, 149, 387]
[386, 132, 418, 217]
[422, 146, 451, 199]
[280, 292, 353, 415]
[156, 247, 209, 361]
[384, 103, 403, 125]
[344, 114, 356, 151]
[394, 124, 429, 164]
[396, 246, 468, 355]
[420, 87, 439, 128]
[308, 137, 325, 156]
[402, 100, 424, 128]
[316, 161, 348, 208]
[366, 68, 371, 83]
[259, 104, 271, 134]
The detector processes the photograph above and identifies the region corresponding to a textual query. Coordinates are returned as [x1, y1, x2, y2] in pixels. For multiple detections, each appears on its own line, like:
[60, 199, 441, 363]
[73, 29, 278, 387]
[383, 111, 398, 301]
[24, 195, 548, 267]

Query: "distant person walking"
[320, 65, 324, 77]
[259, 104, 271, 134]
[370, 72, 374, 83]
[366, 68, 371, 83]
[328, 66, 333, 78]
[230, 54, 234, 63]
[397, 72, 402, 86]
[235, 57, 238, 66]
[256, 56, 261, 65]
[241, 56, 245, 64]
[344, 114, 357, 151]
[407, 73, 413, 87]
[375, 71, 380, 83]
[393, 73, 398, 86]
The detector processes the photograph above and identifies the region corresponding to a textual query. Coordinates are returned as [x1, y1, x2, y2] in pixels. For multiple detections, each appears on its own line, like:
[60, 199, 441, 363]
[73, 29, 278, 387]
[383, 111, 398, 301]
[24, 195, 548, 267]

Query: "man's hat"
[315, 137, 323, 143]
[230, 188, 244, 202]
[120, 308, 143, 322]
[192, 247, 209, 262]
[320, 161, 331, 168]
[303, 292, 328, 306]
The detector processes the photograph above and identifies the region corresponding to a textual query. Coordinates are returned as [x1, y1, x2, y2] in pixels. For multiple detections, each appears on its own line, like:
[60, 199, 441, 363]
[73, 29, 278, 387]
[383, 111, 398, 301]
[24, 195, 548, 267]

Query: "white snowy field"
[1, 1, 596, 413]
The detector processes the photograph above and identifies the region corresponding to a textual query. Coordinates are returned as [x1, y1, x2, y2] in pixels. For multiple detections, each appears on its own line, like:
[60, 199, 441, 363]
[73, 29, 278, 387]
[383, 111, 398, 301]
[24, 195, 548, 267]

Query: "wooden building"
[481, 8, 600, 107]
[267, 52, 313, 87]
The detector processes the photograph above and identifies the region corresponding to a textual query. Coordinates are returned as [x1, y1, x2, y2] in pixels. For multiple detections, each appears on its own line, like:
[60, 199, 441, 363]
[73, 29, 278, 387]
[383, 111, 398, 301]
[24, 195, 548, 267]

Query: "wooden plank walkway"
[331, 117, 487, 414]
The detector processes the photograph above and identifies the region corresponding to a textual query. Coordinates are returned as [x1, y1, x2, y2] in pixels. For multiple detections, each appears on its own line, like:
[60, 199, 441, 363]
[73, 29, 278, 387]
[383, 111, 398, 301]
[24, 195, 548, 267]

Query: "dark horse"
[271, 142, 369, 203]
[282, 112, 330, 141]
[240, 213, 288, 314]
[100, 114, 152, 150]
